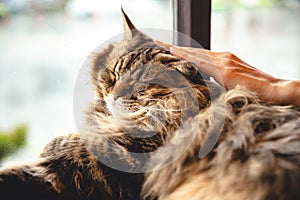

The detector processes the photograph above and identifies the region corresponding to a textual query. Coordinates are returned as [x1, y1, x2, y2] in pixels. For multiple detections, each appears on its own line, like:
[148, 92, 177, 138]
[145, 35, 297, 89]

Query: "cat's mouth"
[104, 95, 131, 123]
[104, 94, 173, 131]
[104, 94, 115, 114]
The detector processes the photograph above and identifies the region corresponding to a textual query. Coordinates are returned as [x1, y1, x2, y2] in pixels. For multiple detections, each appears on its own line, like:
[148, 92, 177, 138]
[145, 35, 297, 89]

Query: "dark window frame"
[172, 0, 211, 50]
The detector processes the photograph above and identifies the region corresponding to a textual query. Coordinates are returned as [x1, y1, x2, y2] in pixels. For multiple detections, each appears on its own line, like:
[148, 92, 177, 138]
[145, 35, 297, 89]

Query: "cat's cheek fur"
[104, 94, 115, 114]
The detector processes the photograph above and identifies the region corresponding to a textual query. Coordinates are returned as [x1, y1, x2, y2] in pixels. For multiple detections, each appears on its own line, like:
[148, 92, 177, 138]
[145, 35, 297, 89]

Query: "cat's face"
[90, 10, 215, 132]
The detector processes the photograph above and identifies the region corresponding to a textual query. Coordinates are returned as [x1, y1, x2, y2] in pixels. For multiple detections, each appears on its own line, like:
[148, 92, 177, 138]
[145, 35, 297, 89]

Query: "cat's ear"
[121, 7, 136, 33]
[121, 7, 154, 42]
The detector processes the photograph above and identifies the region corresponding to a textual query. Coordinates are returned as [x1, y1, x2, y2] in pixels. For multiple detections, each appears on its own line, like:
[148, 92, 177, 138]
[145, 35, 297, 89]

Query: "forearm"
[275, 80, 300, 106]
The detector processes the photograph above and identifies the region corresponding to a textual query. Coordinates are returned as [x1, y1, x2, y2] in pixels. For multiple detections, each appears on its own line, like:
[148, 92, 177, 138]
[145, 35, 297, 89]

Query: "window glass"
[0, 0, 171, 165]
[212, 0, 300, 80]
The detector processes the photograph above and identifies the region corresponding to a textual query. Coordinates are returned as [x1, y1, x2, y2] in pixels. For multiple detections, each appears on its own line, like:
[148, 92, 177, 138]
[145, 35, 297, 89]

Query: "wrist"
[275, 80, 300, 106]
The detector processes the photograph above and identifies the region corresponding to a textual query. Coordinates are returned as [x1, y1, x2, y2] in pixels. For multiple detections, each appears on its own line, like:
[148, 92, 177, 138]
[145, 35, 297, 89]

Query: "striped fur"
[0, 10, 300, 200]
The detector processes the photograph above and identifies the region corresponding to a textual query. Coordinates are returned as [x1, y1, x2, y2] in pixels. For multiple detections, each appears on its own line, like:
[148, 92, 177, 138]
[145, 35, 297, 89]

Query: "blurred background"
[0, 0, 299, 166]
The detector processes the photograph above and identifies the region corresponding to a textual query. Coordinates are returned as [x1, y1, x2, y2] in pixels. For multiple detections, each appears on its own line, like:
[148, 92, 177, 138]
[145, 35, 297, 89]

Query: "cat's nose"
[113, 87, 133, 100]
[113, 93, 125, 101]
[113, 94, 120, 101]
[112, 89, 123, 100]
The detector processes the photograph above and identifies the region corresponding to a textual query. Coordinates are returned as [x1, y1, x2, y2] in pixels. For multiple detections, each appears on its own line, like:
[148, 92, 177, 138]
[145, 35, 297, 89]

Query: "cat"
[143, 91, 300, 200]
[0, 8, 300, 200]
[0, 9, 220, 199]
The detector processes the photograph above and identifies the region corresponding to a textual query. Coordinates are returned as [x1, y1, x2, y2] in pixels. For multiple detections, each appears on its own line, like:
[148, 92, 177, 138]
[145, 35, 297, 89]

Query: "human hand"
[156, 41, 300, 106]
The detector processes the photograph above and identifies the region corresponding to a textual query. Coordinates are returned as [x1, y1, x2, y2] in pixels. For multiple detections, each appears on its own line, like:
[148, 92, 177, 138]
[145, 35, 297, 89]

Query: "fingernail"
[156, 40, 174, 49]
[155, 40, 166, 46]
[170, 47, 177, 53]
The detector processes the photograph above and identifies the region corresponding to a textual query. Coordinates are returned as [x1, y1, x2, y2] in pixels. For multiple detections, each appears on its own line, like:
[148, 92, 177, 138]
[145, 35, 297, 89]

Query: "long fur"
[0, 10, 299, 200]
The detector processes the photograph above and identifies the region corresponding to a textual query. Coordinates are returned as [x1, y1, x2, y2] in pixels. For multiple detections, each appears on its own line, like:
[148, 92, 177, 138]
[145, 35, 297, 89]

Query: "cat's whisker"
[117, 97, 192, 114]
[120, 100, 138, 106]
[115, 101, 139, 112]
[120, 99, 136, 102]
[140, 106, 193, 112]
[123, 105, 144, 117]
[135, 105, 167, 129]
[139, 98, 167, 104]
[138, 98, 190, 112]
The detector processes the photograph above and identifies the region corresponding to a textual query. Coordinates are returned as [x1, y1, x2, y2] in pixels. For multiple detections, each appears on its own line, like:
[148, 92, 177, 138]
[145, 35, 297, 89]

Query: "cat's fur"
[0, 9, 300, 200]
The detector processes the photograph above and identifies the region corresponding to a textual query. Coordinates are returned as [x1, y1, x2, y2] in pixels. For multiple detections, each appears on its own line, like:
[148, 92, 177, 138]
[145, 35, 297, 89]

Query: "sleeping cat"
[0, 9, 300, 200]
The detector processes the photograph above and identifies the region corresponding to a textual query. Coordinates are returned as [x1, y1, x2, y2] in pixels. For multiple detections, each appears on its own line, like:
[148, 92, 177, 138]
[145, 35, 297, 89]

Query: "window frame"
[172, 0, 211, 50]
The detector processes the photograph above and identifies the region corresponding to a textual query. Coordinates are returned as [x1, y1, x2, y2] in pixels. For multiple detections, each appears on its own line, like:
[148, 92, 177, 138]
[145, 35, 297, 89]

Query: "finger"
[171, 47, 222, 82]
[156, 40, 208, 54]
[171, 47, 212, 66]
[171, 46, 213, 61]
[170, 47, 202, 64]
[155, 41, 201, 52]
[156, 42, 217, 75]
[155, 40, 173, 50]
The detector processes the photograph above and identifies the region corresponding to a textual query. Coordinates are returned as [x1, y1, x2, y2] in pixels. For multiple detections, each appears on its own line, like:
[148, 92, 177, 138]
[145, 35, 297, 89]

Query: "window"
[173, 0, 211, 49]
[0, 0, 173, 165]
[211, 0, 300, 80]
[1, 0, 298, 166]
[172, 0, 300, 80]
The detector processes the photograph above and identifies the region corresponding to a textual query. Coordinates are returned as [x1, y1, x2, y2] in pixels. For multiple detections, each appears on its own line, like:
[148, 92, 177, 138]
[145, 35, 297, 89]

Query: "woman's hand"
[157, 41, 300, 106]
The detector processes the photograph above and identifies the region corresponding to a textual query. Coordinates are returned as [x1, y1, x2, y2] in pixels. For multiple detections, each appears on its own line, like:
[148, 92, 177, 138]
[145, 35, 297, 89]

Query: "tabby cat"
[0, 9, 300, 200]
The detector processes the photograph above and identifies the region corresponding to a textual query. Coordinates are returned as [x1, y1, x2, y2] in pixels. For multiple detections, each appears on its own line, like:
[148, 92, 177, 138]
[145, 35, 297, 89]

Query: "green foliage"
[0, 125, 28, 161]
[0, 3, 9, 18]
[212, 0, 283, 11]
